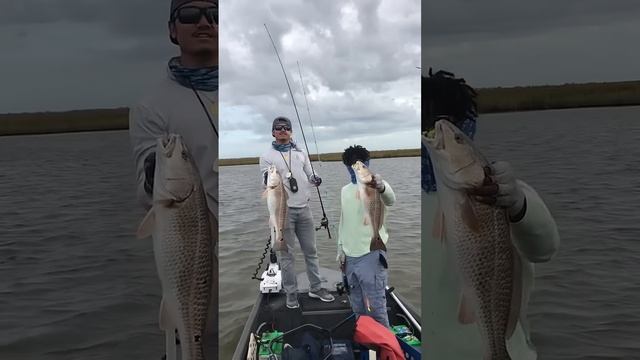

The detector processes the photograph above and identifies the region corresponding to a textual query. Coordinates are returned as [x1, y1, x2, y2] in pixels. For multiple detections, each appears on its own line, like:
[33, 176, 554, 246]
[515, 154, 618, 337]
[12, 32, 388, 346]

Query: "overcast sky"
[1, 0, 176, 114]
[219, 0, 420, 158]
[423, 0, 640, 88]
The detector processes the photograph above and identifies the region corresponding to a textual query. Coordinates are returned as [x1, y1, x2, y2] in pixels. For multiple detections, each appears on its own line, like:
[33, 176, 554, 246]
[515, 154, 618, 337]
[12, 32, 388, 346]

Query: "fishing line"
[189, 82, 219, 137]
[264, 23, 331, 238]
[297, 61, 331, 217]
[296, 61, 322, 163]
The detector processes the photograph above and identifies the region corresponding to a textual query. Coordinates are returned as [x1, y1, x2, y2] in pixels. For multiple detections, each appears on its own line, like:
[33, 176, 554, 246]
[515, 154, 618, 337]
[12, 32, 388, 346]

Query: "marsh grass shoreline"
[2, 81, 640, 138]
[219, 148, 420, 166]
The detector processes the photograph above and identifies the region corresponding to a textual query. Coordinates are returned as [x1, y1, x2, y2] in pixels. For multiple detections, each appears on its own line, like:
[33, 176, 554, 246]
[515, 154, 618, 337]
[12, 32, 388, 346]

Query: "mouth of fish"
[422, 125, 478, 176]
[421, 126, 443, 150]
[161, 135, 179, 156]
[162, 179, 196, 203]
[171, 186, 195, 203]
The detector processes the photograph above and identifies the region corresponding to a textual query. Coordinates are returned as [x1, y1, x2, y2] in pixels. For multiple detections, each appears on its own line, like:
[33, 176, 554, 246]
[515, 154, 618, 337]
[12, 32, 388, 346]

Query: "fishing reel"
[315, 216, 331, 238]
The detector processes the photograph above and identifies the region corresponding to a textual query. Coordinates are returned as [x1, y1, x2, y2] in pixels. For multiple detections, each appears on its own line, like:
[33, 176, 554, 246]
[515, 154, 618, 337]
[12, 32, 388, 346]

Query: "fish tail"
[482, 335, 511, 360]
[369, 234, 386, 252]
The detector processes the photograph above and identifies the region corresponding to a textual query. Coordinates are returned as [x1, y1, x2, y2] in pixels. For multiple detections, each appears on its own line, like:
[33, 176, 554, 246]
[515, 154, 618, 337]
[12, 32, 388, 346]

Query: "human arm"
[259, 155, 272, 188]
[129, 102, 166, 210]
[337, 189, 346, 269]
[468, 161, 560, 262]
[510, 180, 560, 262]
[301, 151, 322, 186]
[368, 175, 395, 206]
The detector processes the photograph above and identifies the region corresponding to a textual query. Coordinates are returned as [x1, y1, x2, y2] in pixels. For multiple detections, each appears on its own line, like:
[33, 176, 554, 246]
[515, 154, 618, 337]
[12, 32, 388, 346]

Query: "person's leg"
[295, 206, 322, 292]
[353, 250, 390, 327]
[280, 207, 299, 306]
[345, 256, 365, 315]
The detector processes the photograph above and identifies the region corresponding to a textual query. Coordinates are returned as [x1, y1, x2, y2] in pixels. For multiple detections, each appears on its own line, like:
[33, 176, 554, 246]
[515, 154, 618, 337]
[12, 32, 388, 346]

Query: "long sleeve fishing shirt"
[338, 181, 396, 258]
[259, 146, 318, 209]
[421, 180, 560, 360]
[128, 72, 218, 218]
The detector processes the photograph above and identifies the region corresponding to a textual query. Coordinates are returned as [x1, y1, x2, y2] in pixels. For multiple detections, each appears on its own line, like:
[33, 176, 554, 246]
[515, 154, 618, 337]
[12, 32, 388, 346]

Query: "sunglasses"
[274, 126, 291, 131]
[173, 6, 218, 25]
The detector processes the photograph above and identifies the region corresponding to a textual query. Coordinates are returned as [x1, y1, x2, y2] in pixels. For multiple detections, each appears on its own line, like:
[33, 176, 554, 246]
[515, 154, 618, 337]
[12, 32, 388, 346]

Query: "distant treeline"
[219, 148, 420, 166]
[0, 108, 129, 136]
[2, 81, 640, 136]
[477, 80, 640, 113]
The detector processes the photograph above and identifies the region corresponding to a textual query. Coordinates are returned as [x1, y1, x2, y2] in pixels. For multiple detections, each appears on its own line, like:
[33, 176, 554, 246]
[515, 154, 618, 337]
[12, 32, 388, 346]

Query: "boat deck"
[254, 291, 358, 345]
[233, 268, 422, 359]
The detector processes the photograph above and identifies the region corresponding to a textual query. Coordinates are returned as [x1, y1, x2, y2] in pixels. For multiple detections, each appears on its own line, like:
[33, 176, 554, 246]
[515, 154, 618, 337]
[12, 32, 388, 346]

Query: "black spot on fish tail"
[369, 235, 387, 252]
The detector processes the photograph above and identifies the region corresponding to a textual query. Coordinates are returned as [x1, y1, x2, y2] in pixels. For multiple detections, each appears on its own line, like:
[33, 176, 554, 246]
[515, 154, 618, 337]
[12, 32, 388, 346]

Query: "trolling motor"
[259, 249, 282, 294]
[251, 235, 282, 294]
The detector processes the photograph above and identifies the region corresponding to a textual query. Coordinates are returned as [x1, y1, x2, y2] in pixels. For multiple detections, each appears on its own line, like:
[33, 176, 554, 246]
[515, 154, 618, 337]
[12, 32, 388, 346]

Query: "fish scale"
[423, 120, 521, 360]
[139, 134, 214, 360]
[157, 189, 211, 360]
[266, 166, 288, 251]
[352, 161, 386, 252]
[449, 199, 513, 359]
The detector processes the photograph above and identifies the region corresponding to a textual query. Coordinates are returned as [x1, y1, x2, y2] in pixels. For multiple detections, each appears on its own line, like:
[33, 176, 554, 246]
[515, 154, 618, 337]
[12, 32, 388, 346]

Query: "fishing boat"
[232, 267, 422, 360]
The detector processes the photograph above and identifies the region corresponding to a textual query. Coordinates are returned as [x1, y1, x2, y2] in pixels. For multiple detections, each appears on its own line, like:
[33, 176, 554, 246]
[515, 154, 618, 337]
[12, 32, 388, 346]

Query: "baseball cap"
[272, 117, 292, 130]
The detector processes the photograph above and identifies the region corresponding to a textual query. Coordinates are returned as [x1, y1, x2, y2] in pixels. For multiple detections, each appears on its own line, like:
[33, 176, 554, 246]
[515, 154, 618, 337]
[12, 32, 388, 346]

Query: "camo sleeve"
[510, 180, 560, 263]
[129, 101, 167, 210]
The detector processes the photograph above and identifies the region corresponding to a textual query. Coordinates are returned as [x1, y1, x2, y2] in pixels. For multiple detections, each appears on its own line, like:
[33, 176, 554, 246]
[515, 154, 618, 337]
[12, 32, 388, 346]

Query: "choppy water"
[1, 106, 639, 360]
[474, 106, 640, 359]
[0, 131, 162, 360]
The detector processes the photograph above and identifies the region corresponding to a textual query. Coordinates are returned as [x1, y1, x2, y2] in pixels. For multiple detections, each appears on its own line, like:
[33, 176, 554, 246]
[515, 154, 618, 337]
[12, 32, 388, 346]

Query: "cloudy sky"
[423, 0, 640, 88]
[1, 0, 177, 114]
[219, 0, 421, 158]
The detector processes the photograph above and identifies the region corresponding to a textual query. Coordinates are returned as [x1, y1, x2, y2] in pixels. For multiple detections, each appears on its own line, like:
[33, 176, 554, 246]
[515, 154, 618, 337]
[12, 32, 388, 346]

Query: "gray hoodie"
[128, 72, 218, 218]
[259, 145, 318, 208]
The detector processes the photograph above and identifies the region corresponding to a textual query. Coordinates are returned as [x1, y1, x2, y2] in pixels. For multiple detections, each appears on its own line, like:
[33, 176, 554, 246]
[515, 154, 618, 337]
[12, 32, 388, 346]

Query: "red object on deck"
[353, 315, 405, 360]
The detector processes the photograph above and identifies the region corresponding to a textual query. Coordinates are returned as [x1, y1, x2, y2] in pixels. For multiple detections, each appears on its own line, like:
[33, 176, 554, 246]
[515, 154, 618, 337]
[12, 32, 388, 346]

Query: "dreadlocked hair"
[422, 68, 478, 131]
[342, 145, 370, 166]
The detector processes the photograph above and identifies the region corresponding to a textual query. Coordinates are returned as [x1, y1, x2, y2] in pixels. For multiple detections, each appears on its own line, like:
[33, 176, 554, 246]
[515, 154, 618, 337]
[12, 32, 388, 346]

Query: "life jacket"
[353, 315, 405, 360]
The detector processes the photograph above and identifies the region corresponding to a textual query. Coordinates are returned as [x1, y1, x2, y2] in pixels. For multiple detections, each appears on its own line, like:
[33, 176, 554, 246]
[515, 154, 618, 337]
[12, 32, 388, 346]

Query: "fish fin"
[355, 189, 360, 200]
[363, 217, 369, 226]
[457, 292, 476, 324]
[506, 248, 523, 339]
[369, 235, 387, 252]
[136, 208, 155, 239]
[461, 198, 482, 234]
[158, 297, 171, 330]
[261, 189, 269, 198]
[432, 210, 446, 245]
[208, 212, 218, 258]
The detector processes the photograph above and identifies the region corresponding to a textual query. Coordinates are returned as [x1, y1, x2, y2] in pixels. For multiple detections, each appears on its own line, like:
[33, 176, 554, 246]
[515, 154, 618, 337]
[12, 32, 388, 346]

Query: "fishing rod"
[296, 61, 322, 162]
[264, 23, 331, 239]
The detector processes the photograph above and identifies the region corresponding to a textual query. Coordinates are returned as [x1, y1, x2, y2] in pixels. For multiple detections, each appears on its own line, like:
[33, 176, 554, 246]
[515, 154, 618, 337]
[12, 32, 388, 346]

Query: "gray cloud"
[422, 0, 640, 87]
[0, 1, 176, 113]
[220, 0, 420, 158]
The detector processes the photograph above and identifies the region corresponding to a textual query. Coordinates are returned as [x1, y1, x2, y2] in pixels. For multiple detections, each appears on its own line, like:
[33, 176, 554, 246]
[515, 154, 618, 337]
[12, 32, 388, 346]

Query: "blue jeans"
[345, 250, 390, 328]
[279, 206, 322, 294]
